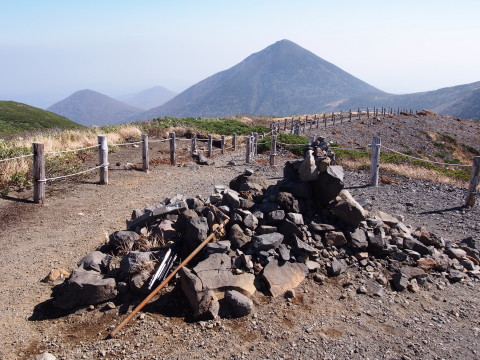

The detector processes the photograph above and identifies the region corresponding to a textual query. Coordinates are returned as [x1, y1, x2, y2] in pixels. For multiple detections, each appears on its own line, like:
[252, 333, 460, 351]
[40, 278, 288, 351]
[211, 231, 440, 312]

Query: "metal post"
[221, 135, 225, 155]
[191, 133, 197, 156]
[232, 133, 237, 151]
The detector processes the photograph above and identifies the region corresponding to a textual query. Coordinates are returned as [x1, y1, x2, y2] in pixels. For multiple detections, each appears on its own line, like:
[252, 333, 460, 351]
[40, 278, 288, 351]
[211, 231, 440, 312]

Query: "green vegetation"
[144, 117, 270, 136]
[0, 101, 84, 136]
[257, 133, 309, 156]
[438, 133, 457, 144]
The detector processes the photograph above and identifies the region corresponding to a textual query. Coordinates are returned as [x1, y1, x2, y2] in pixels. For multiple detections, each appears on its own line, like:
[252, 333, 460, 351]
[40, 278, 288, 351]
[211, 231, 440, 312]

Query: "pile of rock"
[51, 137, 479, 320]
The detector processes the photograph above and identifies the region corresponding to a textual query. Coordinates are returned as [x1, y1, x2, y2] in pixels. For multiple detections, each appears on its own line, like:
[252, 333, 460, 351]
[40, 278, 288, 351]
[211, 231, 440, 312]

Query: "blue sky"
[1, 0, 479, 108]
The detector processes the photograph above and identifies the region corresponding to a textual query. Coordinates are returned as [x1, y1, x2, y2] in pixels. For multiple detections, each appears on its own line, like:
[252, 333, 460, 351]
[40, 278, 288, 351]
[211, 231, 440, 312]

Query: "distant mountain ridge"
[45, 40, 480, 124]
[118, 86, 177, 110]
[140, 40, 384, 119]
[48, 89, 143, 127]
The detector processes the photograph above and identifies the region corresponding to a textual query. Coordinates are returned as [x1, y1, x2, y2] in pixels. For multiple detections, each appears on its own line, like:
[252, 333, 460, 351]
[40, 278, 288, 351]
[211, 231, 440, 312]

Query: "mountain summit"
[141, 40, 383, 118]
[48, 89, 143, 126]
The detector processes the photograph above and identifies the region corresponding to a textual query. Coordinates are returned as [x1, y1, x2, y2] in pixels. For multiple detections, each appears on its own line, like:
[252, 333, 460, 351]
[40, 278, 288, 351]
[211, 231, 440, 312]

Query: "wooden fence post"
[232, 133, 237, 151]
[269, 135, 277, 167]
[253, 132, 258, 156]
[349, 109, 352, 122]
[323, 113, 327, 128]
[169, 132, 176, 166]
[191, 133, 197, 155]
[142, 134, 149, 172]
[221, 135, 225, 155]
[98, 135, 108, 185]
[33, 142, 45, 204]
[315, 115, 319, 129]
[465, 156, 480, 207]
[284, 118, 287, 131]
[246, 136, 251, 163]
[331, 112, 335, 126]
[207, 134, 213, 157]
[369, 137, 381, 186]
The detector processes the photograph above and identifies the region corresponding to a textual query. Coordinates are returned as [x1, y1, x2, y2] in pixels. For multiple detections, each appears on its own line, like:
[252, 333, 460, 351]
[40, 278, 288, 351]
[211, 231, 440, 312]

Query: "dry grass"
[336, 158, 468, 188]
[0, 125, 144, 189]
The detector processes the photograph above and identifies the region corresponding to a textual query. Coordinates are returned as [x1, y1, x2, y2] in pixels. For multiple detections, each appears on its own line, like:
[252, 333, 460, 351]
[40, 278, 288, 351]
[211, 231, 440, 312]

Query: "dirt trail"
[0, 118, 479, 359]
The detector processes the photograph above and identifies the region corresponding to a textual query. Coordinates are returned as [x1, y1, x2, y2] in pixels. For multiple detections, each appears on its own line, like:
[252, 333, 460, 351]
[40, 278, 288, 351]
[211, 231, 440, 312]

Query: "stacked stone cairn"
[52, 137, 480, 319]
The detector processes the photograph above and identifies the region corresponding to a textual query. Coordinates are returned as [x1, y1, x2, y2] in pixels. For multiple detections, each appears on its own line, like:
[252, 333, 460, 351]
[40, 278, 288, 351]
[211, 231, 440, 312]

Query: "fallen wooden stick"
[107, 218, 229, 338]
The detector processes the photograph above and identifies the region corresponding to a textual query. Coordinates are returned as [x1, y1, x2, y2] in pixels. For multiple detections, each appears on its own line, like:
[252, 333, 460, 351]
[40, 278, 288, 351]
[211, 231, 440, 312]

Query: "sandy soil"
[0, 115, 479, 360]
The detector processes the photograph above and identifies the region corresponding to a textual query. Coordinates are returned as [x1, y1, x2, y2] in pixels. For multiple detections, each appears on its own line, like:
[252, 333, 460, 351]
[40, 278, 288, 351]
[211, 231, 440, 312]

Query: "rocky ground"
[0, 114, 479, 360]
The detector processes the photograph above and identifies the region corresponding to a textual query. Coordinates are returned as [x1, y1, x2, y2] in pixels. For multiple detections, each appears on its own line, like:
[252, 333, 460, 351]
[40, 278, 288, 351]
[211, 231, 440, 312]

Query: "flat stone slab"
[261, 259, 308, 297]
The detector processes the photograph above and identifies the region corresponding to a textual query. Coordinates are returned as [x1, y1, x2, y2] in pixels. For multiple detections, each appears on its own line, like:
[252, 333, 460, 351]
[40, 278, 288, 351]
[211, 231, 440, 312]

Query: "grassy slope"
[0, 101, 84, 136]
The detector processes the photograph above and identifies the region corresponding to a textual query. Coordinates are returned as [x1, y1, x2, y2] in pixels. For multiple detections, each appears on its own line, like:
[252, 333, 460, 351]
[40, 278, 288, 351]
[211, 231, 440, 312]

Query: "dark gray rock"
[256, 225, 278, 235]
[120, 251, 152, 274]
[328, 259, 347, 276]
[230, 224, 252, 249]
[251, 232, 284, 251]
[277, 219, 303, 239]
[349, 229, 368, 250]
[223, 190, 241, 209]
[108, 231, 139, 253]
[392, 272, 409, 291]
[367, 232, 387, 255]
[276, 192, 300, 213]
[54, 269, 117, 310]
[309, 222, 337, 233]
[262, 259, 308, 297]
[224, 290, 254, 318]
[324, 231, 347, 248]
[329, 190, 366, 228]
[266, 210, 285, 224]
[312, 165, 344, 207]
[292, 236, 317, 256]
[184, 216, 209, 249]
[403, 237, 430, 256]
[286, 213, 304, 225]
[77, 251, 111, 273]
[461, 236, 480, 250]
[278, 244, 291, 261]
[445, 247, 467, 260]
[243, 213, 258, 230]
[448, 269, 467, 282]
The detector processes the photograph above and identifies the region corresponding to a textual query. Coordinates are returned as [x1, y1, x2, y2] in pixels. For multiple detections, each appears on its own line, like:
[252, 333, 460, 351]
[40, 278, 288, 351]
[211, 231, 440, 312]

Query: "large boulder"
[261, 260, 308, 297]
[54, 268, 117, 310]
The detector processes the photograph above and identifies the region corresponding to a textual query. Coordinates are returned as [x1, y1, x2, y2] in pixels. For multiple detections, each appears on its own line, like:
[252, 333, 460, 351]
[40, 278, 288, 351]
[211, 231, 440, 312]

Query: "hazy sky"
[1, 0, 479, 108]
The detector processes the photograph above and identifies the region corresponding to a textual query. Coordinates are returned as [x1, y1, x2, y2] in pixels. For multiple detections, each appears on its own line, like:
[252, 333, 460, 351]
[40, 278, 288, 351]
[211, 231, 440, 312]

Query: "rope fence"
[2, 106, 478, 207]
[0, 153, 34, 162]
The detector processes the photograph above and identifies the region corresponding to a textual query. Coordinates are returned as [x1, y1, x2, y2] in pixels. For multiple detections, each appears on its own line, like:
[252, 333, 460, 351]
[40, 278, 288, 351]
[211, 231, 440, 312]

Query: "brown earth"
[0, 114, 479, 360]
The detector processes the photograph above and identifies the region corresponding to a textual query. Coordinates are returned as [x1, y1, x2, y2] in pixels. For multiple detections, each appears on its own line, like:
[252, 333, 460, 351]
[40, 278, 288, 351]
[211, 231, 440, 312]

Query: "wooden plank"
[232, 133, 237, 151]
[207, 134, 213, 157]
[98, 135, 108, 185]
[33, 142, 45, 204]
[221, 135, 225, 154]
[191, 133, 197, 155]
[465, 156, 480, 207]
[246, 136, 251, 163]
[269, 135, 277, 167]
[369, 137, 381, 186]
[169, 132, 176, 166]
[142, 134, 149, 172]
